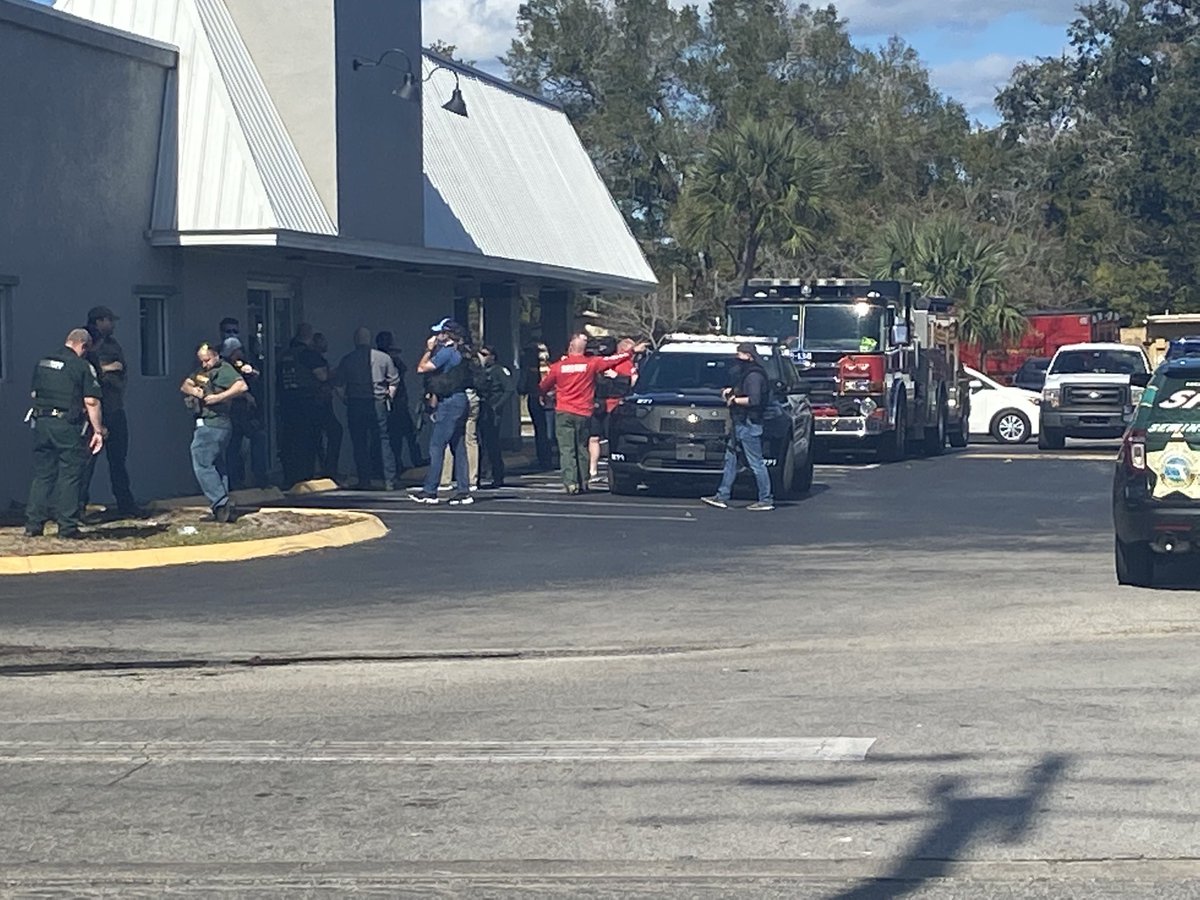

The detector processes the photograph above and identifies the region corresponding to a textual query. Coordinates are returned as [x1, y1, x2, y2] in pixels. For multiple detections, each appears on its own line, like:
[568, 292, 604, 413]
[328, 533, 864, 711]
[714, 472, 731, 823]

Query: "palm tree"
[870, 217, 1027, 370]
[676, 118, 829, 284]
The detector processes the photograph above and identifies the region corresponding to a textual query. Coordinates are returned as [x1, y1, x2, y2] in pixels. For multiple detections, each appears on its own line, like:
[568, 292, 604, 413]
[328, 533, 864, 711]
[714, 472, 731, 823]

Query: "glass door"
[246, 282, 302, 467]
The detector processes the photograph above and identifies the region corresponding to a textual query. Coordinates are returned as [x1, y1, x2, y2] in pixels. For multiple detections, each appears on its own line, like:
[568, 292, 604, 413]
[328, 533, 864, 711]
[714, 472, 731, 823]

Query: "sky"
[36, 0, 1082, 124]
[422, 0, 1085, 124]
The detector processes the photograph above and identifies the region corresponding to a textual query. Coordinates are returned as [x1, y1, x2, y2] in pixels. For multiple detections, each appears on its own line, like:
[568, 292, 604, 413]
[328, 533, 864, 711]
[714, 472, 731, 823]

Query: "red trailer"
[961, 309, 1122, 383]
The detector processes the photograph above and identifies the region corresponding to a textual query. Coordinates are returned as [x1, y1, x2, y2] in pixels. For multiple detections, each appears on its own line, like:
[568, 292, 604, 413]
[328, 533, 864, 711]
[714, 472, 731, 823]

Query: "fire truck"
[725, 278, 969, 461]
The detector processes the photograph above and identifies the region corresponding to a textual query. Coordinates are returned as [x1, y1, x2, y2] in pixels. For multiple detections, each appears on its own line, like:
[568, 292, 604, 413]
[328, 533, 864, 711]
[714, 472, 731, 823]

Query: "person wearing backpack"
[475, 344, 516, 488]
[701, 342, 774, 511]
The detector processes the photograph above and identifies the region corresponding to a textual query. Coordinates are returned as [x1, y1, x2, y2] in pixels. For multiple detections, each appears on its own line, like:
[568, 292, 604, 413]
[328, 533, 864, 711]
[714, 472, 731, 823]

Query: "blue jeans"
[715, 420, 772, 503]
[190, 421, 232, 510]
[422, 392, 469, 494]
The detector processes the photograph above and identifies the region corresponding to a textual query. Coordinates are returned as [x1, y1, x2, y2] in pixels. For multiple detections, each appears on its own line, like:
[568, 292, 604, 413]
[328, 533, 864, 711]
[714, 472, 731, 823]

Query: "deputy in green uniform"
[25, 328, 104, 538]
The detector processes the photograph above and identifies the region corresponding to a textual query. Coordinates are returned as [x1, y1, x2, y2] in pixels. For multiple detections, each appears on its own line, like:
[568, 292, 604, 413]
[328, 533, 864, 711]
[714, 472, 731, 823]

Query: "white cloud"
[422, 0, 517, 72]
[930, 53, 1023, 119]
[833, 0, 1079, 34]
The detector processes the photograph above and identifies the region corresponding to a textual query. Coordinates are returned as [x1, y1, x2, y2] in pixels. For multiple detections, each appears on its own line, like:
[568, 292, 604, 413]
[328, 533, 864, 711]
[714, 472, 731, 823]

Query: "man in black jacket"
[702, 343, 774, 511]
[475, 344, 515, 488]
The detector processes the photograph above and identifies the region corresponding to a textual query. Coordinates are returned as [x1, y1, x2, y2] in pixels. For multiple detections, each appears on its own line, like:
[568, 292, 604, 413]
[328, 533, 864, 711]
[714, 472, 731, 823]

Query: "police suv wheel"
[608, 469, 638, 496]
[990, 409, 1031, 444]
[1115, 536, 1154, 587]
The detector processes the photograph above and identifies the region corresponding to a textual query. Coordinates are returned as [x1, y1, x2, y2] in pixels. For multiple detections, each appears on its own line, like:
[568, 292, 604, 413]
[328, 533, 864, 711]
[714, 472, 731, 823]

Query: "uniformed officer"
[80, 304, 138, 517]
[25, 328, 104, 538]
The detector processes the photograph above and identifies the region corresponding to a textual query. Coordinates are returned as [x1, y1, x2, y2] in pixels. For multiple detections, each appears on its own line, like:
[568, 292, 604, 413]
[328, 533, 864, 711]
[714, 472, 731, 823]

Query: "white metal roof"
[421, 55, 657, 290]
[56, 0, 336, 235]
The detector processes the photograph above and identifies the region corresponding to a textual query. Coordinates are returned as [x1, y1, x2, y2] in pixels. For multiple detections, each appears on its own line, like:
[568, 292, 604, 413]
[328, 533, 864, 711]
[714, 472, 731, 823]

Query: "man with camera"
[181, 342, 248, 522]
[701, 342, 774, 511]
[411, 318, 473, 505]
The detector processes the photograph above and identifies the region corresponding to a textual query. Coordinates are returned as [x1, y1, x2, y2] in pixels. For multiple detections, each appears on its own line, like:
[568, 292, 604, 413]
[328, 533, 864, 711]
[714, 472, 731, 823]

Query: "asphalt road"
[4, 439, 1200, 897]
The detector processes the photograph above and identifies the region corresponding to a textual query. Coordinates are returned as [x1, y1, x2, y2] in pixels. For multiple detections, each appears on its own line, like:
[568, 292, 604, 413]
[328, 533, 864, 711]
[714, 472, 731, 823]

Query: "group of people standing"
[24, 307, 139, 538]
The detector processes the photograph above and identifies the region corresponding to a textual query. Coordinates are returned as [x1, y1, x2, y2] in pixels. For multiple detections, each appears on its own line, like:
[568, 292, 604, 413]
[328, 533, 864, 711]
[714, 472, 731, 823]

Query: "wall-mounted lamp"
[351, 48, 469, 118]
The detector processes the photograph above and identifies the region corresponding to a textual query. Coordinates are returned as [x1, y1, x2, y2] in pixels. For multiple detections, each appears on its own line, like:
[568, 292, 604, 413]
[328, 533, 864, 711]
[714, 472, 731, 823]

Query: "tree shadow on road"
[827, 754, 1069, 900]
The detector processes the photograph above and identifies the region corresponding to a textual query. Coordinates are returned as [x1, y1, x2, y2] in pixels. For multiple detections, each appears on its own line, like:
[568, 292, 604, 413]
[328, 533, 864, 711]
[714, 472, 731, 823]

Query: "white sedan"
[965, 365, 1042, 444]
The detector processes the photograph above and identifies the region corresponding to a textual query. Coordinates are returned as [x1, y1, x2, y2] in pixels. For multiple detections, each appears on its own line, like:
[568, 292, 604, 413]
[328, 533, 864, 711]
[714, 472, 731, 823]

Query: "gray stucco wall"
[223, 0, 338, 225]
[334, 0, 423, 247]
[0, 7, 177, 508]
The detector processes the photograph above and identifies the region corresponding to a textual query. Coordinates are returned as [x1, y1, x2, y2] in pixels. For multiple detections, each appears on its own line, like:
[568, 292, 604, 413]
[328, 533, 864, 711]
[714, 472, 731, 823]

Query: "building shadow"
[828, 754, 1069, 900]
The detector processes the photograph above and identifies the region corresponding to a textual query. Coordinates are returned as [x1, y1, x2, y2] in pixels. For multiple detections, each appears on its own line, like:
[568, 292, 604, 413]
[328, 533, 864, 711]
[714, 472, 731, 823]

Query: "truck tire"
[794, 425, 815, 495]
[608, 469, 638, 495]
[991, 409, 1031, 444]
[1038, 426, 1065, 450]
[1115, 536, 1154, 587]
[770, 438, 797, 499]
[923, 396, 947, 456]
[878, 402, 907, 463]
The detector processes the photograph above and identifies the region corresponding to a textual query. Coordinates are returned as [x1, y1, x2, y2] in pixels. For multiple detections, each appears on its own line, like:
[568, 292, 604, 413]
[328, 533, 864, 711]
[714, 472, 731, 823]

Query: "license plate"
[676, 443, 706, 461]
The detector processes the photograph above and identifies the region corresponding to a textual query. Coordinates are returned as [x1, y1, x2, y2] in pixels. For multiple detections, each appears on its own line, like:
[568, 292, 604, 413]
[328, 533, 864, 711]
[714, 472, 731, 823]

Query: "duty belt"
[32, 408, 73, 419]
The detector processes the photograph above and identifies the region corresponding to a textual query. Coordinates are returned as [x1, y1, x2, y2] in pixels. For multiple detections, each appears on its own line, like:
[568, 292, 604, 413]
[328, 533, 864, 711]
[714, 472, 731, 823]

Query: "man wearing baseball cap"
[80, 304, 140, 518]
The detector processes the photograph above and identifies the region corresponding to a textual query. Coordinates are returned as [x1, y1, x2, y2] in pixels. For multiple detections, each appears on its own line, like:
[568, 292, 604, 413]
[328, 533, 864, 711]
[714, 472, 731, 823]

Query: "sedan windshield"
[637, 353, 781, 392]
[1050, 350, 1148, 375]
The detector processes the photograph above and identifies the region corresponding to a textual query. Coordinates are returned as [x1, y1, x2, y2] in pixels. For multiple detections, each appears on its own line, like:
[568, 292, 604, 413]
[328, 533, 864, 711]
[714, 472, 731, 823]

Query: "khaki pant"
[441, 389, 479, 487]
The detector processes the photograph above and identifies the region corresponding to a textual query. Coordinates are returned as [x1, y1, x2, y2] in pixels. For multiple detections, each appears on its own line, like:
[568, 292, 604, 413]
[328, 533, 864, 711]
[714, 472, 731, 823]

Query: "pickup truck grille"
[658, 416, 726, 436]
[1063, 384, 1126, 407]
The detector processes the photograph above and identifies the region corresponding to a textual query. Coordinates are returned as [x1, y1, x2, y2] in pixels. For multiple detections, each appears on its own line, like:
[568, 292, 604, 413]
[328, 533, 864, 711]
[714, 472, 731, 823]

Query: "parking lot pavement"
[5, 442, 1200, 894]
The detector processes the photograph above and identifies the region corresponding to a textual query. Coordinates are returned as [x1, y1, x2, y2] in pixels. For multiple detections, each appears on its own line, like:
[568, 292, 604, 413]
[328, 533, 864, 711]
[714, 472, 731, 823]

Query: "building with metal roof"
[0, 0, 657, 507]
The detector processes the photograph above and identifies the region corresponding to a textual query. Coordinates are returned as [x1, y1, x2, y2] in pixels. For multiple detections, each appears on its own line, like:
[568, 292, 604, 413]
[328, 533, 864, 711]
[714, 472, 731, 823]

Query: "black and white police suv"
[1112, 355, 1200, 586]
[607, 334, 814, 498]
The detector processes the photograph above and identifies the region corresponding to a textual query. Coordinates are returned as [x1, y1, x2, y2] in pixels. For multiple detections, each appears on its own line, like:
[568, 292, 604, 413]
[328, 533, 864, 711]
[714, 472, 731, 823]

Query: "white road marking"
[0, 738, 875, 764]
[963, 452, 1114, 461]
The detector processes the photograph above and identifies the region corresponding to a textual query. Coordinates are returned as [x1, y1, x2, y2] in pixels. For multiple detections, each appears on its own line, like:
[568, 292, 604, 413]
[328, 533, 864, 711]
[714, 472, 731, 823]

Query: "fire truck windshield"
[725, 305, 799, 342]
[802, 303, 886, 352]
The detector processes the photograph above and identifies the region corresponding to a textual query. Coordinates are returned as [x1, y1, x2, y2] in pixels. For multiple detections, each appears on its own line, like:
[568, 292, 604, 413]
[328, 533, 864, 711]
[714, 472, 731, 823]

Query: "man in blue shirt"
[411, 319, 473, 505]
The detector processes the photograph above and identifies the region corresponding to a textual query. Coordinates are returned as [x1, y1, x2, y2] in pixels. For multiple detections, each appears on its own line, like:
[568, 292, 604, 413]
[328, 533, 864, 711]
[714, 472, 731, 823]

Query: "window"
[139, 295, 167, 376]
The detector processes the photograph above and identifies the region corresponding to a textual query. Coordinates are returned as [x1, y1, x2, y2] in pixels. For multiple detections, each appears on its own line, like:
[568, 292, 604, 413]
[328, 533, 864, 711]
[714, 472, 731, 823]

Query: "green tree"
[675, 118, 830, 284]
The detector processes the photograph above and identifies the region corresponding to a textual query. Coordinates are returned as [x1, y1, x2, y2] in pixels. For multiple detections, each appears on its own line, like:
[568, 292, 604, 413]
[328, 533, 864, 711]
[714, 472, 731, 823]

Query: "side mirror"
[890, 324, 910, 346]
[1130, 372, 1151, 387]
[968, 379, 983, 392]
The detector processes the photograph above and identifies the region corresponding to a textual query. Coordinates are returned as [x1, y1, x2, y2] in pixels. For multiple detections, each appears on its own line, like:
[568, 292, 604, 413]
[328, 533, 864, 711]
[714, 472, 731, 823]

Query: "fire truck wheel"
[990, 409, 1031, 444]
[878, 403, 907, 463]
[923, 399, 947, 456]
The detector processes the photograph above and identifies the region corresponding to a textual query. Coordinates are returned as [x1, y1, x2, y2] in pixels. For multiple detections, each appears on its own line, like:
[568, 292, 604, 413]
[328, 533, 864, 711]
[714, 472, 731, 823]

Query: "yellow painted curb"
[287, 478, 340, 496]
[0, 508, 387, 576]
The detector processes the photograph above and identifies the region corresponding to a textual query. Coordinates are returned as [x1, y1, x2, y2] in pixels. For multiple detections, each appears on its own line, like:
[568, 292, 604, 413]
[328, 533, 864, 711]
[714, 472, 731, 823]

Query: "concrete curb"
[0, 508, 387, 576]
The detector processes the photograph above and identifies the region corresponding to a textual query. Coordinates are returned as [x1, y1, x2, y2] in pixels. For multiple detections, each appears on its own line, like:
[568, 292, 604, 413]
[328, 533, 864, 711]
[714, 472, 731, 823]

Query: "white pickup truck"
[1039, 342, 1152, 450]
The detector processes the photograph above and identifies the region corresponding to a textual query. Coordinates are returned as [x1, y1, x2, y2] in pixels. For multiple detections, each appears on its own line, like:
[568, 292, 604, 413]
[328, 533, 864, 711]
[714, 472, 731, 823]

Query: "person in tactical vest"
[411, 318, 473, 505]
[376, 331, 427, 471]
[181, 342, 248, 521]
[702, 342, 774, 511]
[25, 328, 104, 538]
[275, 323, 328, 486]
[475, 344, 515, 489]
[80, 305, 139, 518]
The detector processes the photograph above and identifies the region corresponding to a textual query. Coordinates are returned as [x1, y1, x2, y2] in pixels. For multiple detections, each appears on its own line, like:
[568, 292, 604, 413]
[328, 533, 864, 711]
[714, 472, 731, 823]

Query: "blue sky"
[39, 0, 1082, 124]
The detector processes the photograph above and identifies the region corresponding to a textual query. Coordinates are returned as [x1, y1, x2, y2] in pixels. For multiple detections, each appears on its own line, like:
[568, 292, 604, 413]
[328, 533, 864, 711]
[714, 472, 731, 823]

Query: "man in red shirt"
[589, 337, 637, 483]
[540, 334, 645, 493]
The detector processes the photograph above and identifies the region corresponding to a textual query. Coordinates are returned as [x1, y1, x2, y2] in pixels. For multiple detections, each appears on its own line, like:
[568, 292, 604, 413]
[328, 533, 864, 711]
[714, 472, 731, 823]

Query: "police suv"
[607, 334, 814, 498]
[1113, 355, 1200, 586]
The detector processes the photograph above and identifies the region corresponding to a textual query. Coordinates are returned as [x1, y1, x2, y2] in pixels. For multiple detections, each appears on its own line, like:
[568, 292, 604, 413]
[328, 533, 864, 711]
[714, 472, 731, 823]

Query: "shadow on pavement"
[826, 754, 1070, 899]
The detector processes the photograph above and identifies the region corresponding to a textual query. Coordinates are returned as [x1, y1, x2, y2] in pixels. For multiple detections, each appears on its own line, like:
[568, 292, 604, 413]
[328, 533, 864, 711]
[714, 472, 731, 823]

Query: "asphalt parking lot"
[4, 439, 1200, 896]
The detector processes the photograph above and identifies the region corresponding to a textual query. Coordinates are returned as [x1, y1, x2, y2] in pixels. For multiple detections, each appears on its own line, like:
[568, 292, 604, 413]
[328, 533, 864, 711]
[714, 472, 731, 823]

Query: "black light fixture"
[351, 48, 469, 118]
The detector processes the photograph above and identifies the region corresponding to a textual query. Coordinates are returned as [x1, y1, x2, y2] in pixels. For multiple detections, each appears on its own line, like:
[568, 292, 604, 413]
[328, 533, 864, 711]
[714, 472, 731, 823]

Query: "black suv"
[607, 335, 814, 498]
[1112, 356, 1199, 586]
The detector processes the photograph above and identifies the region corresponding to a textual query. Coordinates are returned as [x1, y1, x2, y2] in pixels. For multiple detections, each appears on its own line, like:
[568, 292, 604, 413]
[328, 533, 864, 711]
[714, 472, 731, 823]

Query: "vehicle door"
[967, 372, 998, 434]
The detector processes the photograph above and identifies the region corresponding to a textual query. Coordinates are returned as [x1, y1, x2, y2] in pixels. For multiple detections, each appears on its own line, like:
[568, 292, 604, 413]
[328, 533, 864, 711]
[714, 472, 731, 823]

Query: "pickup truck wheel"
[1115, 536, 1154, 587]
[607, 469, 638, 496]
[947, 398, 970, 448]
[991, 409, 1031, 444]
[1038, 426, 1065, 450]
